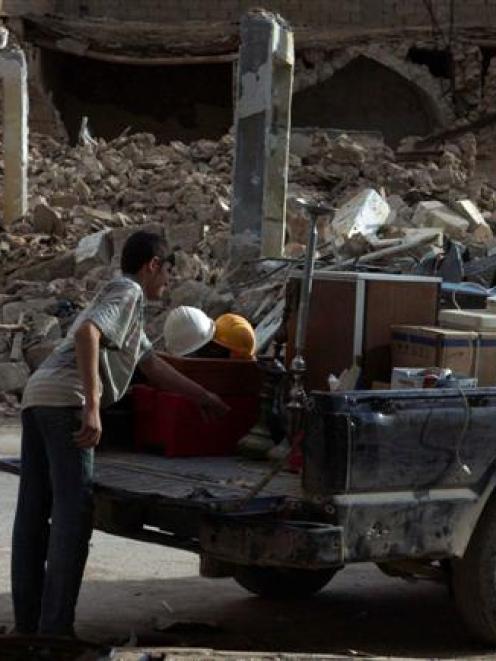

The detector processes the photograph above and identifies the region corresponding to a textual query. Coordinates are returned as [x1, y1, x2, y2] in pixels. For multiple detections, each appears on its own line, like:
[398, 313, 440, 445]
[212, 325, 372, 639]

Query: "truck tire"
[233, 566, 336, 599]
[452, 496, 496, 645]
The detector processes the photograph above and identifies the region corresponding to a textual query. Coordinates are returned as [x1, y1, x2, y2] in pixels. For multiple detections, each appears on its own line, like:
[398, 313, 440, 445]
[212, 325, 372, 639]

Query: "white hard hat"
[163, 306, 215, 356]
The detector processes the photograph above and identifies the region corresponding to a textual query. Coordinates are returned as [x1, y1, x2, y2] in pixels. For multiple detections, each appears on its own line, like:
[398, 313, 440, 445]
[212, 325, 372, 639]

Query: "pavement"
[0, 421, 495, 660]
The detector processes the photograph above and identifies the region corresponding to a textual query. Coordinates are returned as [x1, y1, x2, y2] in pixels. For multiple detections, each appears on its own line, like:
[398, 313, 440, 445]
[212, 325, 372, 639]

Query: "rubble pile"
[0, 127, 494, 407]
[286, 131, 495, 253]
[1, 131, 234, 279]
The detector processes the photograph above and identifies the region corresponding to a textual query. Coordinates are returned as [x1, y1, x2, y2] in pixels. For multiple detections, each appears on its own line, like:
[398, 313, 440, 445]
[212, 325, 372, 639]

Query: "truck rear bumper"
[199, 510, 344, 569]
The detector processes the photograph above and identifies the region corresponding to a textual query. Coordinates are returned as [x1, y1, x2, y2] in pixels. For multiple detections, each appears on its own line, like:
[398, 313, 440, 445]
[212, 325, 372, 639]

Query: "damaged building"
[2, 0, 496, 146]
[0, 1, 494, 411]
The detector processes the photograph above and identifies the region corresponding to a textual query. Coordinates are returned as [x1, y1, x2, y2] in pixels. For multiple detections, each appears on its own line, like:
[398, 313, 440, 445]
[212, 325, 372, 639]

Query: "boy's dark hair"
[120, 231, 169, 275]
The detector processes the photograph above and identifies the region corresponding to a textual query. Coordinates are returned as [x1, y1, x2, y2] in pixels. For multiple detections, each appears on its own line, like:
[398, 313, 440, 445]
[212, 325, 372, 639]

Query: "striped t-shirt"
[21, 275, 153, 410]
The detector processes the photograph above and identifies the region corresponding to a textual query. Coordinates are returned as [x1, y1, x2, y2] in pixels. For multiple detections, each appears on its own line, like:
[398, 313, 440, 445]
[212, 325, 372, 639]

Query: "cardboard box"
[391, 326, 478, 377]
[478, 332, 496, 386]
[371, 381, 391, 390]
[439, 308, 496, 331]
[391, 325, 496, 386]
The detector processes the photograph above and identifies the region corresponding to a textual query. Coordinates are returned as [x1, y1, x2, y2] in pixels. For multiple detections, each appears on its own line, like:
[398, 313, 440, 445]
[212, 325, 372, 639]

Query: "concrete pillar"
[231, 10, 294, 260]
[1, 49, 28, 226]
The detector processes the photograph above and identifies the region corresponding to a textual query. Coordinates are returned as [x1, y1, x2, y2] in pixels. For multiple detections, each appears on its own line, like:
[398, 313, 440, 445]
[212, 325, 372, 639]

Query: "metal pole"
[294, 214, 318, 358]
[236, 199, 331, 501]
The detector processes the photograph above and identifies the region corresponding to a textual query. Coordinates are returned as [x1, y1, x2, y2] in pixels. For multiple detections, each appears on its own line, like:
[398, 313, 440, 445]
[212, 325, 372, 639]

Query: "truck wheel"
[233, 566, 336, 599]
[452, 496, 496, 645]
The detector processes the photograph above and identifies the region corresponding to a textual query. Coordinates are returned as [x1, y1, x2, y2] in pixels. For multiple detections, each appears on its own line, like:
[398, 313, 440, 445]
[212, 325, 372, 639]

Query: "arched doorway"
[38, 48, 234, 144]
[292, 55, 442, 147]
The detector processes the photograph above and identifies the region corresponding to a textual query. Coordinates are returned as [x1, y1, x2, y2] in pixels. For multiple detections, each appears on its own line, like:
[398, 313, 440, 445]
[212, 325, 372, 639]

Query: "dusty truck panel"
[303, 388, 496, 562]
[200, 506, 344, 569]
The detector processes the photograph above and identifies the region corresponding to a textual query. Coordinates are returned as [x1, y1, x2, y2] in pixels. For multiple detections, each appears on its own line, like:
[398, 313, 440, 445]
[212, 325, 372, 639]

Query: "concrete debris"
[167, 221, 205, 253]
[411, 201, 469, 240]
[25, 340, 60, 372]
[7, 252, 76, 284]
[410, 200, 445, 227]
[284, 242, 306, 258]
[331, 134, 367, 166]
[2, 298, 58, 324]
[173, 251, 208, 282]
[33, 201, 64, 236]
[0, 361, 29, 394]
[0, 127, 494, 410]
[453, 198, 487, 228]
[452, 198, 494, 243]
[332, 188, 390, 254]
[169, 280, 233, 319]
[286, 196, 332, 245]
[75, 229, 113, 277]
[423, 207, 470, 240]
[28, 313, 62, 343]
[49, 192, 79, 209]
[232, 282, 283, 321]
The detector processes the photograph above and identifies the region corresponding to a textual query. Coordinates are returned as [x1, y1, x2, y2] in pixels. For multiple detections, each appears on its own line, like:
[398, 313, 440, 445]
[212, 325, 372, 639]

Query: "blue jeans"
[11, 407, 94, 635]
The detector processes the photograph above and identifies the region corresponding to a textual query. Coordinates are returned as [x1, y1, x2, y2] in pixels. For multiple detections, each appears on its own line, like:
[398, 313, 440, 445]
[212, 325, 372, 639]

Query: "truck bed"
[0, 451, 301, 552]
[0, 451, 300, 500]
[93, 451, 300, 500]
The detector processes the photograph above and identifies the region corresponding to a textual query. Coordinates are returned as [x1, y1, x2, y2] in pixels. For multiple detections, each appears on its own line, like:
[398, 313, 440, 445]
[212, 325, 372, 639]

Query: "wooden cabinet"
[286, 272, 440, 390]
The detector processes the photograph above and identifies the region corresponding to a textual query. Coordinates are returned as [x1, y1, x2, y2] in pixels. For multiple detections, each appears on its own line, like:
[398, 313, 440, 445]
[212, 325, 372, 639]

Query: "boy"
[12, 231, 227, 636]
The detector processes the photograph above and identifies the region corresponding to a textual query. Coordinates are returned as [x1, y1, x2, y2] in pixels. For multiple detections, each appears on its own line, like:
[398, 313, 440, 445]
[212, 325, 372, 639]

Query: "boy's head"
[121, 231, 172, 300]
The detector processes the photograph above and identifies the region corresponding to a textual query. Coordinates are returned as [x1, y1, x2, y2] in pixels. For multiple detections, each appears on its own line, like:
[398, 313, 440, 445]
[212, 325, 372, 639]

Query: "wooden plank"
[363, 280, 439, 386]
[286, 278, 357, 390]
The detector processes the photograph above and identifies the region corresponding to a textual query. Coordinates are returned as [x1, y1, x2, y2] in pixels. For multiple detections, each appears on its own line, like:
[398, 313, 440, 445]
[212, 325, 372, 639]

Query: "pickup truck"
[3, 385, 496, 646]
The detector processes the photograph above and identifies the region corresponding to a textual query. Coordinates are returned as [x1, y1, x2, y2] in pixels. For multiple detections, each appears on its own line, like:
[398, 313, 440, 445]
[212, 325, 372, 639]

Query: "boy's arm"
[138, 352, 229, 420]
[74, 320, 103, 448]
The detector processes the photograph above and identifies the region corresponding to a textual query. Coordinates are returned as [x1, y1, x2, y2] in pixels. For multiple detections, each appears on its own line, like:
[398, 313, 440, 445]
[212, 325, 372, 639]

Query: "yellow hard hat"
[214, 313, 256, 359]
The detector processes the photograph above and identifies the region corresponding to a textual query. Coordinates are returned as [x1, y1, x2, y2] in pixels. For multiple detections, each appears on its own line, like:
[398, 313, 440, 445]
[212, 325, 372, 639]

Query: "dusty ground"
[0, 422, 495, 660]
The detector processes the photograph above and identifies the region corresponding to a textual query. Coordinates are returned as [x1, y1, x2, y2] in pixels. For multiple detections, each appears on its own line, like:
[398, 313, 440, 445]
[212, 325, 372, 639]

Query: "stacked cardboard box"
[391, 325, 496, 386]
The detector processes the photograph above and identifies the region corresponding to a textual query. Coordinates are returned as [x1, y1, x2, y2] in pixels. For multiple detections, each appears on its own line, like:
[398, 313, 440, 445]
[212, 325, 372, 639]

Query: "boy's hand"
[74, 404, 102, 448]
[198, 391, 230, 422]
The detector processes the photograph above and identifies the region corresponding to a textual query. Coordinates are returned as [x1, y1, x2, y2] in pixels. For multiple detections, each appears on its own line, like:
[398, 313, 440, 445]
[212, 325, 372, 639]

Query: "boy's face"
[142, 255, 172, 300]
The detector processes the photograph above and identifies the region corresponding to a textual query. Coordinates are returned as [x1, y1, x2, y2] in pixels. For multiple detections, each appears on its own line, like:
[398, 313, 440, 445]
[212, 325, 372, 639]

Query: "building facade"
[1, 1, 496, 144]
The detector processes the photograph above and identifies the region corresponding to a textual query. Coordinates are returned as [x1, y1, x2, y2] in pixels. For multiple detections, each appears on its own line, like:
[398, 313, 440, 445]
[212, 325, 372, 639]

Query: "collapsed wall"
[0, 125, 491, 413]
[0, 2, 494, 413]
[0, 1, 494, 144]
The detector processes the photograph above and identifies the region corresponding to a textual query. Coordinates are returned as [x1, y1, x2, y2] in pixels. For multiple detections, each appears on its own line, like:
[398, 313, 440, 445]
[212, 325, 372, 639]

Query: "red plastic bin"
[131, 384, 157, 449]
[156, 353, 261, 395]
[132, 384, 259, 457]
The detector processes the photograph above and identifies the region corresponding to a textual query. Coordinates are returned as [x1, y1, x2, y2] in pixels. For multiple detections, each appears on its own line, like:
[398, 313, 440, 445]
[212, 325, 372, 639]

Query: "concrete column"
[231, 10, 294, 260]
[1, 49, 28, 226]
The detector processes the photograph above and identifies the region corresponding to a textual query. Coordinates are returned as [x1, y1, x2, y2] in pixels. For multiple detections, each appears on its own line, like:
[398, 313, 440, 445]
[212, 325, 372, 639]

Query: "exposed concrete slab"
[0, 48, 28, 226]
[231, 10, 294, 261]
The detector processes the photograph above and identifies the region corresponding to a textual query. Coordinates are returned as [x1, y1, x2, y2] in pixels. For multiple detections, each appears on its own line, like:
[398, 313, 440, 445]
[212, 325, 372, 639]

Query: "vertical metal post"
[294, 215, 318, 359]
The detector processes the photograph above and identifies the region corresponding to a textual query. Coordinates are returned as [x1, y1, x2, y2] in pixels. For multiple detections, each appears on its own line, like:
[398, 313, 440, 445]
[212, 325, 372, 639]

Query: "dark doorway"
[292, 55, 441, 147]
[39, 48, 234, 144]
